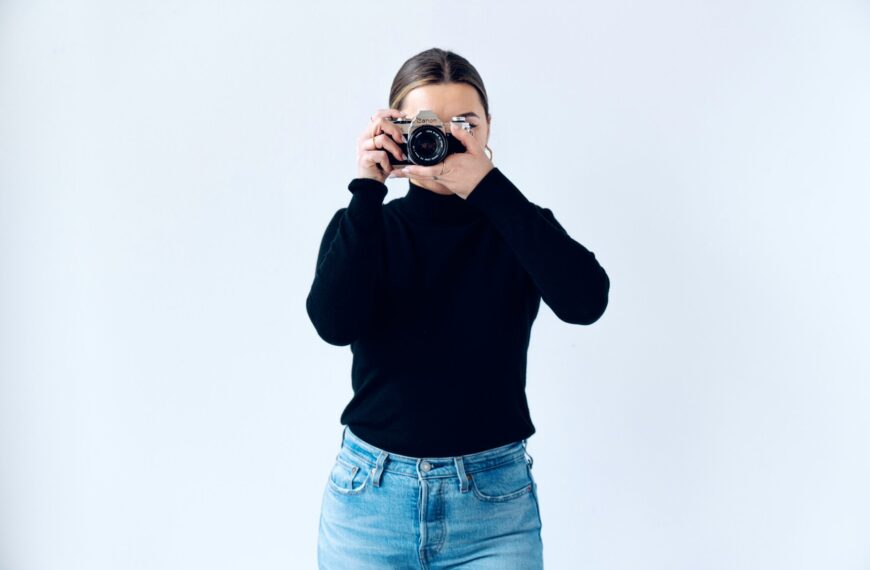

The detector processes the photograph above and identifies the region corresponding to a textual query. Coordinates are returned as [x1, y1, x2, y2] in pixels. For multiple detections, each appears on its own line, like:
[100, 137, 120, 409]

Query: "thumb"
[450, 122, 483, 155]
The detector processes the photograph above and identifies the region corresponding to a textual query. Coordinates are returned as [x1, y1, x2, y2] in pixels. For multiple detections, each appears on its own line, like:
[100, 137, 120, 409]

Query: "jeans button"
[421, 461, 432, 472]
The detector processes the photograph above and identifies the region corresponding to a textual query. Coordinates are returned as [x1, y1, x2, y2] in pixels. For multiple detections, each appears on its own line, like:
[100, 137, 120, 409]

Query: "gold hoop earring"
[485, 145, 493, 161]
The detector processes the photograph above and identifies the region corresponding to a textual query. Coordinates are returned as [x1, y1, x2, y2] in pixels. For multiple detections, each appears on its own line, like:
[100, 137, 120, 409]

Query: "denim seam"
[464, 455, 528, 476]
[341, 447, 378, 469]
[341, 445, 526, 478]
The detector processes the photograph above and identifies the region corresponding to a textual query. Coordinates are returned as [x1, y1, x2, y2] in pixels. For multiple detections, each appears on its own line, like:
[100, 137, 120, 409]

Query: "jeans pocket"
[327, 452, 371, 496]
[468, 457, 534, 503]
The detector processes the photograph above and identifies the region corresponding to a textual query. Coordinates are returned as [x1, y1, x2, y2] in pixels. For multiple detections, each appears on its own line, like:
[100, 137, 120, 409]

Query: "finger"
[368, 132, 406, 163]
[371, 109, 407, 137]
[362, 150, 392, 174]
[400, 164, 439, 178]
[374, 116, 406, 147]
[361, 109, 407, 141]
[371, 108, 407, 122]
[450, 122, 483, 155]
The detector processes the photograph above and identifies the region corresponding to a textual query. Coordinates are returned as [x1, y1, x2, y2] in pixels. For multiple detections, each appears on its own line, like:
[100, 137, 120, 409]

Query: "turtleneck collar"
[400, 179, 483, 225]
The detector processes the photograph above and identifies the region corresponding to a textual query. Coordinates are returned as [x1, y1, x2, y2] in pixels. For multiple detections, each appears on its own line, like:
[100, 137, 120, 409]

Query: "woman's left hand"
[391, 123, 494, 199]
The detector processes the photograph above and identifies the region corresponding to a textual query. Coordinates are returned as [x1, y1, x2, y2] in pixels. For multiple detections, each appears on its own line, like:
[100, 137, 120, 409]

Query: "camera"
[387, 110, 472, 167]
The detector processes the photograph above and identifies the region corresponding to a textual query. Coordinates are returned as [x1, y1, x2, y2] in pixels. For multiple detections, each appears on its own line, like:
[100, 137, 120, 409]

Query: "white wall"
[1, 1, 868, 568]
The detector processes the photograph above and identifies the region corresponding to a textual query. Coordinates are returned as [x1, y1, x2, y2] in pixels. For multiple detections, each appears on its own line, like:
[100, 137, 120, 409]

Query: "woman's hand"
[391, 122, 494, 199]
[356, 109, 408, 183]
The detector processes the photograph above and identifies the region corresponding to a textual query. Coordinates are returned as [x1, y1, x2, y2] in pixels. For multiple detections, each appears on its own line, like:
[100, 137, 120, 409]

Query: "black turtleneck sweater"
[305, 167, 609, 457]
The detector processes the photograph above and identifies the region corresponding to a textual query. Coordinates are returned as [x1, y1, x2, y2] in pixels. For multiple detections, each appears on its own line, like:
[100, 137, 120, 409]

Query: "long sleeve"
[465, 167, 610, 325]
[305, 178, 388, 346]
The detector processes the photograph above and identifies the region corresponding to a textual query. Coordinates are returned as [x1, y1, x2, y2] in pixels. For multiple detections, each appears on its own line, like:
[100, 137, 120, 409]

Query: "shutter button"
[421, 461, 432, 472]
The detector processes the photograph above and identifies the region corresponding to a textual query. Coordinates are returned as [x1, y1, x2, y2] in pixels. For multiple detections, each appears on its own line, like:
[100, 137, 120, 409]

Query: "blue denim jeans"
[317, 425, 544, 569]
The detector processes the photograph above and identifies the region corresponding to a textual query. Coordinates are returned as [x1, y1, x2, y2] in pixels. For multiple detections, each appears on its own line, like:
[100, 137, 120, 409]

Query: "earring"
[484, 145, 493, 161]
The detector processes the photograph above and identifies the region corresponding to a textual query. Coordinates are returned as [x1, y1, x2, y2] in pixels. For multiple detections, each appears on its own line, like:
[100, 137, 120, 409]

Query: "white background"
[2, 1, 869, 568]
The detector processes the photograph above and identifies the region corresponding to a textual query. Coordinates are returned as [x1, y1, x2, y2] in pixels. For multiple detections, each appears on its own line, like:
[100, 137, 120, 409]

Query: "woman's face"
[398, 82, 491, 194]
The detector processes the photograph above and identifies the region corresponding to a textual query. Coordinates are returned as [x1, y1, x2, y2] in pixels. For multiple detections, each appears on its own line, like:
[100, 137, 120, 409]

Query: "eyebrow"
[454, 112, 480, 120]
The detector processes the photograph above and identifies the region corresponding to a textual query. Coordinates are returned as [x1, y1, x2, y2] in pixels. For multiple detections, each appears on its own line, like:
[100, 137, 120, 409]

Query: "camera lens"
[407, 126, 447, 166]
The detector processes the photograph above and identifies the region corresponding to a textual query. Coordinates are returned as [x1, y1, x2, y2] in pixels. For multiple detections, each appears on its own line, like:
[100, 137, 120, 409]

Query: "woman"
[307, 47, 610, 569]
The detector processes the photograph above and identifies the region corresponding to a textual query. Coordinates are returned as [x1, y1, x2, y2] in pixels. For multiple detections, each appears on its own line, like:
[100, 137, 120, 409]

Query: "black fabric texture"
[306, 167, 610, 457]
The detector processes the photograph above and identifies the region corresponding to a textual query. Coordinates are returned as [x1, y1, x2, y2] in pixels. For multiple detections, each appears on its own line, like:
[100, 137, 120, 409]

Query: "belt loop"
[522, 438, 534, 469]
[371, 450, 388, 487]
[341, 425, 347, 447]
[454, 456, 469, 493]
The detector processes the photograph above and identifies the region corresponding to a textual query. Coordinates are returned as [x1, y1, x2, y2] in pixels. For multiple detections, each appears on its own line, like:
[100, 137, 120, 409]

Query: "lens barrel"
[407, 125, 448, 166]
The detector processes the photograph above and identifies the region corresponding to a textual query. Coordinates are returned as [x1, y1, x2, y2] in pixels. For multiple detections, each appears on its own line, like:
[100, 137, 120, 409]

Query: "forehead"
[400, 83, 483, 119]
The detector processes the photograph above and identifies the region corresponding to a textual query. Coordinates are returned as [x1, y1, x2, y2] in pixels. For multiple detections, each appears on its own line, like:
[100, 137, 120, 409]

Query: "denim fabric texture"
[317, 425, 544, 569]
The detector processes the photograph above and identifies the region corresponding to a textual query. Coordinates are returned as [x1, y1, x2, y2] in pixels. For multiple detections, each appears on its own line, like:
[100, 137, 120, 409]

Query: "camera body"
[387, 110, 472, 167]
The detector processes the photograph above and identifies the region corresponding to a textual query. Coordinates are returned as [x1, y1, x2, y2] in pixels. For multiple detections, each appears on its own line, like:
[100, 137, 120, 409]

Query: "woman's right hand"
[356, 108, 408, 183]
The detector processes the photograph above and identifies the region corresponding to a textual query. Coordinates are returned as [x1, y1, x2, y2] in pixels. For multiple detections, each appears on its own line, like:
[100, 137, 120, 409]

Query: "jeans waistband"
[337, 425, 534, 487]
